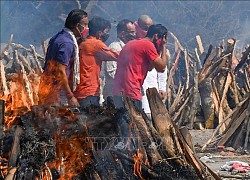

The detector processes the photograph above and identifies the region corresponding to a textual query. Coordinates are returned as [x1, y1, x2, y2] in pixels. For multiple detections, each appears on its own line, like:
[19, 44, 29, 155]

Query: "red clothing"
[113, 38, 159, 100]
[74, 36, 118, 99]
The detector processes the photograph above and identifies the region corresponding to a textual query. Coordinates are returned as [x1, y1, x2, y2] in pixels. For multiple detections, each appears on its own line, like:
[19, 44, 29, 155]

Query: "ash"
[15, 127, 56, 179]
[153, 161, 199, 180]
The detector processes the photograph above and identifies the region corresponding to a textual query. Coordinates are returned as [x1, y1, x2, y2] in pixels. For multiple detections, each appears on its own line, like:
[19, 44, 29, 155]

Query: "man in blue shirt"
[38, 9, 88, 106]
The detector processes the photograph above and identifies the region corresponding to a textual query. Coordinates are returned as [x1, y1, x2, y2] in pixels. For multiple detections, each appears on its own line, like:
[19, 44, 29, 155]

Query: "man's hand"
[159, 90, 166, 100]
[68, 96, 80, 107]
[161, 32, 168, 45]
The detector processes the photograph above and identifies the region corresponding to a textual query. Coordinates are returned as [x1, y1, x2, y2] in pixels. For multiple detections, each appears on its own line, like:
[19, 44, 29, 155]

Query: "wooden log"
[198, 78, 215, 128]
[217, 106, 248, 146]
[201, 94, 249, 150]
[146, 88, 186, 166]
[218, 72, 232, 133]
[198, 45, 214, 82]
[188, 61, 199, 129]
[179, 126, 195, 152]
[234, 46, 250, 73]
[0, 60, 9, 99]
[231, 116, 248, 149]
[200, 161, 222, 180]
[8, 125, 23, 168]
[169, 84, 184, 115]
[30, 44, 43, 74]
[0, 100, 4, 156]
[124, 97, 162, 165]
[196, 35, 204, 54]
[194, 48, 202, 70]
[13, 49, 34, 107]
[184, 49, 190, 90]
[1, 34, 13, 63]
[166, 50, 181, 110]
[18, 52, 34, 74]
[169, 31, 184, 51]
[175, 126, 207, 180]
[244, 114, 250, 149]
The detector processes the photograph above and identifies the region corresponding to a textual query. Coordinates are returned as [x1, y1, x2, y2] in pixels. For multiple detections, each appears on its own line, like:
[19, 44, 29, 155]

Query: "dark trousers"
[113, 96, 142, 110]
[78, 96, 100, 108]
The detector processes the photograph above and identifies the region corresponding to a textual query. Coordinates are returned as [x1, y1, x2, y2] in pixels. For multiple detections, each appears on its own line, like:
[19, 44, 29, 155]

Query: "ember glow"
[133, 149, 144, 179]
[43, 135, 91, 180]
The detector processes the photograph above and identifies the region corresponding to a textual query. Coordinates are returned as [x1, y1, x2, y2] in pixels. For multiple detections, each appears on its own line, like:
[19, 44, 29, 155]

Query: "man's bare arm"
[57, 63, 79, 106]
[151, 34, 168, 72]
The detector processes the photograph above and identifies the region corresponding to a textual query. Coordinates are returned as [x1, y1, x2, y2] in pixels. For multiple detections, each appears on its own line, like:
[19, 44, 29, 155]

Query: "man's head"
[117, 19, 136, 44]
[138, 15, 153, 31]
[65, 9, 88, 38]
[88, 17, 111, 42]
[146, 24, 168, 53]
[136, 15, 153, 38]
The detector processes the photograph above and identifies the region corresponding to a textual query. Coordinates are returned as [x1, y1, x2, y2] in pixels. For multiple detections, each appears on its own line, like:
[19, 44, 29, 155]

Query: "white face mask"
[76, 23, 85, 37]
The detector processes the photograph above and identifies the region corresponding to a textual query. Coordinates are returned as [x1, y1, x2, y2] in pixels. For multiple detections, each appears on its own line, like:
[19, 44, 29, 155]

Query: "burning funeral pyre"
[0, 33, 250, 179]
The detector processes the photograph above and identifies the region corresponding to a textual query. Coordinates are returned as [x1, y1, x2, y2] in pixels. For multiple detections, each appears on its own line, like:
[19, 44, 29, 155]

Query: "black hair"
[88, 17, 111, 36]
[65, 9, 88, 29]
[146, 24, 168, 38]
[117, 19, 133, 34]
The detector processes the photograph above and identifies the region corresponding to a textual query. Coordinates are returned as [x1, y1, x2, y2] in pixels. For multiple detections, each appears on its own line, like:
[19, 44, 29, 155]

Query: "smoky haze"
[1, 1, 250, 51]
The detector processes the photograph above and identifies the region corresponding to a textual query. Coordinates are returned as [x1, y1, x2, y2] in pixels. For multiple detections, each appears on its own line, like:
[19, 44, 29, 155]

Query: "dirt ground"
[190, 129, 250, 179]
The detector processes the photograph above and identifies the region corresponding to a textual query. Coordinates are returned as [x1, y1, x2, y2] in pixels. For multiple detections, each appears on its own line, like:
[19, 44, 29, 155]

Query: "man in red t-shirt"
[113, 24, 168, 108]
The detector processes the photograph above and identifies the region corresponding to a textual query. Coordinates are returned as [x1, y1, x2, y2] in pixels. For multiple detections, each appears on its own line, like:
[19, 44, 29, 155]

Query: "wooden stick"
[194, 48, 202, 70]
[30, 44, 43, 74]
[234, 46, 250, 73]
[8, 126, 23, 168]
[2, 34, 14, 61]
[0, 100, 4, 157]
[173, 89, 191, 122]
[169, 31, 184, 51]
[196, 35, 204, 54]
[201, 95, 249, 151]
[217, 108, 248, 146]
[188, 61, 199, 129]
[169, 85, 184, 114]
[0, 60, 10, 98]
[219, 174, 250, 179]
[14, 49, 34, 107]
[244, 109, 250, 149]
[218, 72, 232, 133]
[184, 49, 190, 90]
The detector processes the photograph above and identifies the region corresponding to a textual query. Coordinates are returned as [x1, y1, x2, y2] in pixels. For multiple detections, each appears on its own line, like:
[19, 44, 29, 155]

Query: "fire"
[133, 149, 144, 179]
[0, 157, 8, 177]
[42, 135, 91, 180]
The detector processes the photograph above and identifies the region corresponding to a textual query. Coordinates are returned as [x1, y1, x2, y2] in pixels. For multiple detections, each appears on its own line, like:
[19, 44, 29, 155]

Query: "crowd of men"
[38, 9, 170, 118]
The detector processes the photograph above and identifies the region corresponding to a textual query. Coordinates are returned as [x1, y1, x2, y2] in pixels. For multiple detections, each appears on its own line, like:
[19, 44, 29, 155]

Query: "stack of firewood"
[0, 34, 44, 109]
[166, 34, 250, 132]
[1, 89, 220, 179]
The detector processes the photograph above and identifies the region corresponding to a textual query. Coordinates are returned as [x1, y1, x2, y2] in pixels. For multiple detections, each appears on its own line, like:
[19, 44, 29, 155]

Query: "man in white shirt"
[102, 19, 136, 101]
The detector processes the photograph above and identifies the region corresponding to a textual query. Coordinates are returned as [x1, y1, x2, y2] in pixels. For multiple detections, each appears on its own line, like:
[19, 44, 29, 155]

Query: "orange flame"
[133, 149, 144, 179]
[42, 135, 91, 180]
[0, 157, 8, 177]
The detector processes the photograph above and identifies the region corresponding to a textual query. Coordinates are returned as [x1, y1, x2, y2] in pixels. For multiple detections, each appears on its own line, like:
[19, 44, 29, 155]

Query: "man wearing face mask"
[38, 9, 88, 106]
[74, 17, 119, 108]
[134, 15, 153, 39]
[135, 15, 169, 120]
[101, 19, 136, 101]
[113, 24, 169, 109]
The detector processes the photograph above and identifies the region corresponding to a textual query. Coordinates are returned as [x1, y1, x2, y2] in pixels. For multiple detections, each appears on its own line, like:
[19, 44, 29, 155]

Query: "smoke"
[1, 1, 250, 50]
[236, 18, 250, 49]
